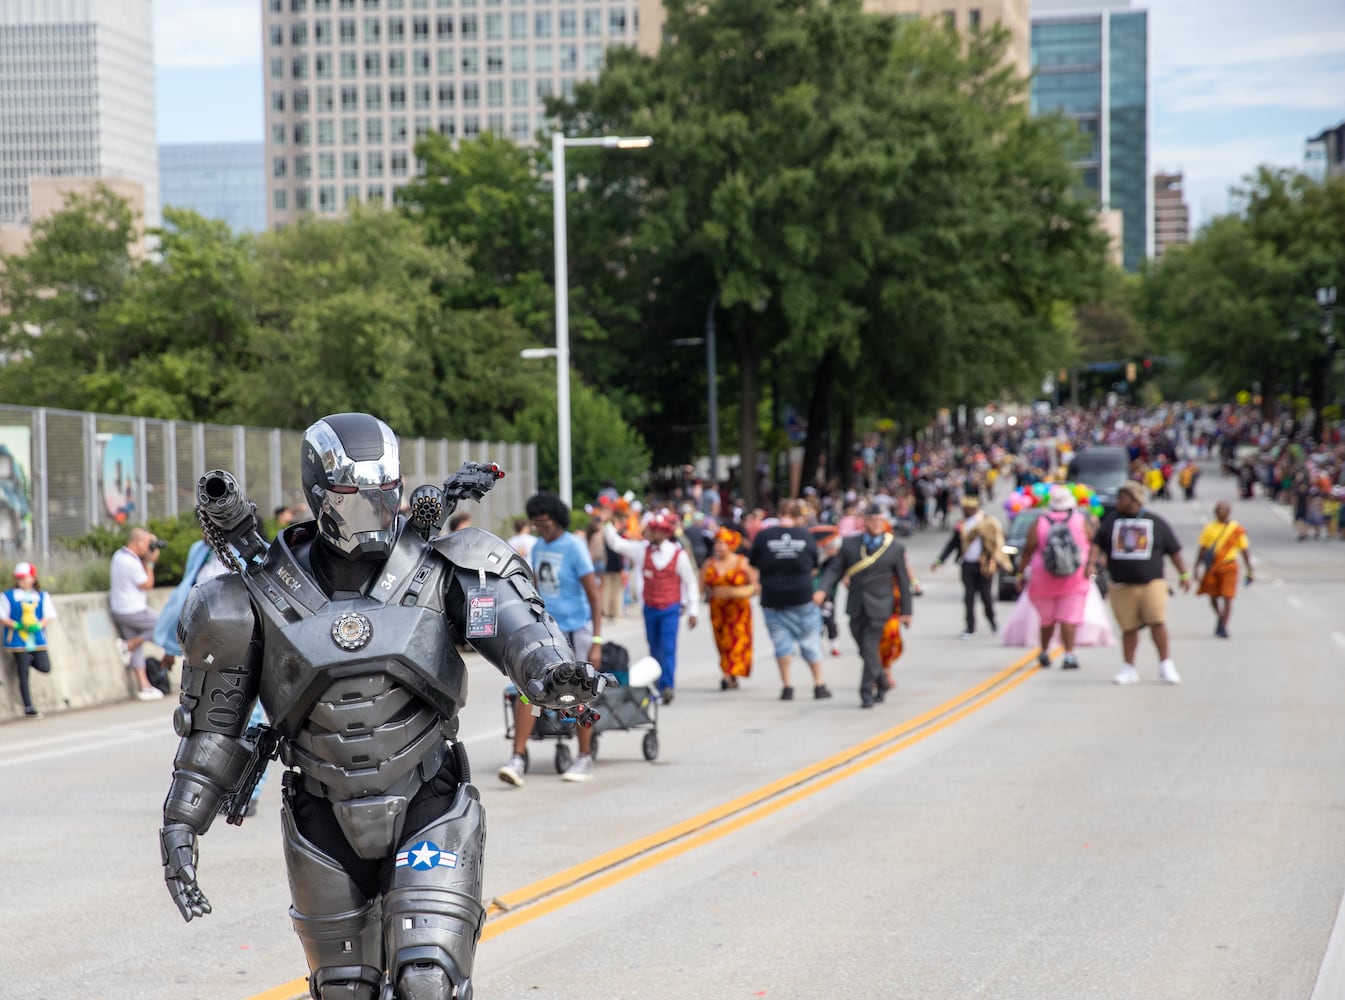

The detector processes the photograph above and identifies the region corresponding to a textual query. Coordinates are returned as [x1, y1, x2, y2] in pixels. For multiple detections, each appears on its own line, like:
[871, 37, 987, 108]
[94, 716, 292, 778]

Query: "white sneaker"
[561, 754, 594, 783]
[136, 687, 165, 700]
[1112, 665, 1140, 686]
[498, 753, 525, 787]
[115, 639, 131, 666]
[1159, 659, 1181, 685]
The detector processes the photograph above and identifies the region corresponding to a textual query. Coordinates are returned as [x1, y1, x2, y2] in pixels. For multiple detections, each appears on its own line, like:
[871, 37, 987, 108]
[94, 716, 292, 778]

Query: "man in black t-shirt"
[749, 500, 832, 701]
[1087, 480, 1191, 686]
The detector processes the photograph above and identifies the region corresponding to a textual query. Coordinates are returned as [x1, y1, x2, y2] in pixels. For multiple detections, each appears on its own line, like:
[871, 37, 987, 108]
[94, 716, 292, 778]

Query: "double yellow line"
[482, 648, 1040, 937]
[253, 648, 1042, 999]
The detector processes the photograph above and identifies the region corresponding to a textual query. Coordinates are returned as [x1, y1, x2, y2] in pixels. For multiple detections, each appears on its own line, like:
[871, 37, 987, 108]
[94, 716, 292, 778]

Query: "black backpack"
[1041, 512, 1082, 577]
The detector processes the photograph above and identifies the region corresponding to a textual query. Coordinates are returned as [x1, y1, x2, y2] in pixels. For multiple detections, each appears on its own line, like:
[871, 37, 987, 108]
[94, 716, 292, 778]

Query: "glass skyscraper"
[1030, 0, 1148, 271]
[160, 142, 267, 233]
[0, 0, 158, 228]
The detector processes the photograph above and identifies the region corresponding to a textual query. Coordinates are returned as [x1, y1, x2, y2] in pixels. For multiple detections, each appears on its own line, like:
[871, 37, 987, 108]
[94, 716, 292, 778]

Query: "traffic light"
[1142, 357, 1153, 371]
[1125, 362, 1137, 382]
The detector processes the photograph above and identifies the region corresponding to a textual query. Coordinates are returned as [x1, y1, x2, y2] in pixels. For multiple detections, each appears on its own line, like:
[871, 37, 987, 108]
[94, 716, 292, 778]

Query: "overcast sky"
[153, 0, 1345, 230]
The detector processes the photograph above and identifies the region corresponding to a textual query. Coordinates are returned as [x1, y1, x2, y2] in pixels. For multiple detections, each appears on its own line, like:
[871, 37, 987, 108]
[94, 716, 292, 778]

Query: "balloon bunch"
[1003, 482, 1104, 519]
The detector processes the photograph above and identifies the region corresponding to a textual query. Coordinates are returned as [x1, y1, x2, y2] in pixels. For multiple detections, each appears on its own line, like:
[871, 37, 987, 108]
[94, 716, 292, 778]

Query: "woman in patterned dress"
[699, 527, 758, 689]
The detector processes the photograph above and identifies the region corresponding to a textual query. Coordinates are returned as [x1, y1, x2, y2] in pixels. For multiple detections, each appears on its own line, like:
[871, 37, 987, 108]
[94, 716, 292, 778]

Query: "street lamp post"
[551, 131, 652, 508]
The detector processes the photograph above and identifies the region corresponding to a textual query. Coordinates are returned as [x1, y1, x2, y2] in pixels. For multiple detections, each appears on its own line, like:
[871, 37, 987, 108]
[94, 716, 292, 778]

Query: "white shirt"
[601, 524, 700, 614]
[962, 512, 984, 562]
[506, 532, 537, 562]
[109, 547, 149, 615]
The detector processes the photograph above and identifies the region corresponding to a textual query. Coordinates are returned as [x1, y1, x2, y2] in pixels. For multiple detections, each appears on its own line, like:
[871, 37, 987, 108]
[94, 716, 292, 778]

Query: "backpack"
[1040, 512, 1081, 577]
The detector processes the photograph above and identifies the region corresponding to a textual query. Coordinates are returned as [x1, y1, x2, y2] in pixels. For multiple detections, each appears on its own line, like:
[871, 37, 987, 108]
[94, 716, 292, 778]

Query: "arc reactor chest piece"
[331, 611, 373, 651]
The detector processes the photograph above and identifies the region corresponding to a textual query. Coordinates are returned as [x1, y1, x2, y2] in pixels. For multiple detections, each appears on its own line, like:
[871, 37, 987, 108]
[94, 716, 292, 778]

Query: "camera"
[149, 538, 168, 552]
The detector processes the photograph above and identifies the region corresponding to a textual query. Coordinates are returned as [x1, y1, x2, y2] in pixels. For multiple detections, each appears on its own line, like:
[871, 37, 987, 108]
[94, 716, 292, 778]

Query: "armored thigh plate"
[383, 783, 487, 1000]
[281, 802, 384, 1000]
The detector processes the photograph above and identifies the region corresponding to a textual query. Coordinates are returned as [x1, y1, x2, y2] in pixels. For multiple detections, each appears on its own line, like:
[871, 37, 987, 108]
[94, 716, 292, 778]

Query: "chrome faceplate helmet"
[301, 413, 402, 559]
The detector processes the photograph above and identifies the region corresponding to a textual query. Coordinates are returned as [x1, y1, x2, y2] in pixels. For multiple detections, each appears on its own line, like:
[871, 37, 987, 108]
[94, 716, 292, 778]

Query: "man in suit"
[814, 504, 914, 708]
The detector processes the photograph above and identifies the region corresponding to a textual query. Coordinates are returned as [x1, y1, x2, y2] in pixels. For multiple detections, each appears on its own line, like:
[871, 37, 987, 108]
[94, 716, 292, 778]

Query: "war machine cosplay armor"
[157, 412, 606, 1000]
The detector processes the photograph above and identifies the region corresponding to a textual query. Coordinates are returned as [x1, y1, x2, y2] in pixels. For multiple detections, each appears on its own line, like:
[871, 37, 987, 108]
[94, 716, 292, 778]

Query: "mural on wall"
[97, 433, 137, 525]
[0, 426, 33, 552]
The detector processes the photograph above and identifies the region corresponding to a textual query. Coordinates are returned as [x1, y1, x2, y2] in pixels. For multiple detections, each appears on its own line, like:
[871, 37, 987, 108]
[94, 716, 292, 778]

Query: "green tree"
[559, 4, 1105, 499]
[0, 184, 140, 408]
[512, 374, 652, 502]
[1143, 169, 1345, 423]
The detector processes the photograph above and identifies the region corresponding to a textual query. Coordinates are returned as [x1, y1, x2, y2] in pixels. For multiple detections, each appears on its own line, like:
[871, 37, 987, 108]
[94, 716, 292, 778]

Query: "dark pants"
[961, 562, 996, 633]
[849, 615, 886, 704]
[12, 648, 51, 711]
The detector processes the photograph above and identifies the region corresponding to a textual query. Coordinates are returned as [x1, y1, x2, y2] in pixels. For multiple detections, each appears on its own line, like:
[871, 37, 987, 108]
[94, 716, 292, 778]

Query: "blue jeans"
[643, 603, 682, 691]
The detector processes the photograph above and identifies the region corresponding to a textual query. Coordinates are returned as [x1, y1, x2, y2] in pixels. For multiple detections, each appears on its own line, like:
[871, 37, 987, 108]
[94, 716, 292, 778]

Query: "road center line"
[250, 649, 1042, 1000]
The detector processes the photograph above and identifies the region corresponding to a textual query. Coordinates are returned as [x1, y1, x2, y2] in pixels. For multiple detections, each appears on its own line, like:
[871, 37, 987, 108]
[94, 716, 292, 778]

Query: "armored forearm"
[163, 661, 261, 833]
[448, 564, 576, 691]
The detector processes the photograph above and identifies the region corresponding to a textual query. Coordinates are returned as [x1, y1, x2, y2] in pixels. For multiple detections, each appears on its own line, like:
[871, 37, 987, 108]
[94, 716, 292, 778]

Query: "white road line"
[0, 727, 166, 769]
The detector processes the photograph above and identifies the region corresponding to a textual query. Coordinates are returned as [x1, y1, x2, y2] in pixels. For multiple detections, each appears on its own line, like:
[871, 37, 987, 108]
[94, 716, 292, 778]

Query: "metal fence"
[0, 404, 537, 558]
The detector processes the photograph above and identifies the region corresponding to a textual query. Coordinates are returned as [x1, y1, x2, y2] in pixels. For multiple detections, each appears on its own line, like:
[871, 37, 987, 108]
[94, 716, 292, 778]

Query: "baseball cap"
[13, 562, 36, 579]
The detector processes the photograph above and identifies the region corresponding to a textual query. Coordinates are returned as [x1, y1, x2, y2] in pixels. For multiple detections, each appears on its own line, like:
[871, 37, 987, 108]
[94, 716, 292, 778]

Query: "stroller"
[502, 640, 660, 774]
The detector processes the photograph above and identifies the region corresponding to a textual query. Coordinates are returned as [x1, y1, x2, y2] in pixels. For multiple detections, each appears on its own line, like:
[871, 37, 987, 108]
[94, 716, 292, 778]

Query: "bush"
[56, 511, 206, 588]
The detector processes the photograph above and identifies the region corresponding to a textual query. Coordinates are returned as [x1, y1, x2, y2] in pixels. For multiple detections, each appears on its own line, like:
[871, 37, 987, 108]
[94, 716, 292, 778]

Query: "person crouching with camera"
[110, 527, 174, 700]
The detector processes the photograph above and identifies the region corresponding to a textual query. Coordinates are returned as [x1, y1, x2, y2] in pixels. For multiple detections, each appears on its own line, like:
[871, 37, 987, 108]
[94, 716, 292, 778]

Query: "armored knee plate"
[282, 803, 384, 1000]
[384, 783, 486, 1000]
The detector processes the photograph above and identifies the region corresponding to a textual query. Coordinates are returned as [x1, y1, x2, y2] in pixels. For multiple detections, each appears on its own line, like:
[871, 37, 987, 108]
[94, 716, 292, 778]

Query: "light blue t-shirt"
[531, 531, 595, 633]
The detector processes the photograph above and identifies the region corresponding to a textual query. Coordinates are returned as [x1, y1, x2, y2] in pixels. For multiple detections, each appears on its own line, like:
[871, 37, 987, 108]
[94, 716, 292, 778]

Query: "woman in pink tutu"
[1009, 485, 1112, 668]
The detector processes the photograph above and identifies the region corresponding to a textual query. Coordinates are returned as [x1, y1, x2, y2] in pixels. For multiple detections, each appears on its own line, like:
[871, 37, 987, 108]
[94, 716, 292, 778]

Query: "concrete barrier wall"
[0, 589, 172, 723]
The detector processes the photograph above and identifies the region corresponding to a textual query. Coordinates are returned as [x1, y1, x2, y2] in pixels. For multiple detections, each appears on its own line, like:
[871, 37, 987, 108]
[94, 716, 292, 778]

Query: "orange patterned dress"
[702, 556, 753, 679]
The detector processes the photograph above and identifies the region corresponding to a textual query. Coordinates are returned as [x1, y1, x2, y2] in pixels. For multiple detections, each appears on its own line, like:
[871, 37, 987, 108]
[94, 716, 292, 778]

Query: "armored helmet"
[300, 413, 402, 559]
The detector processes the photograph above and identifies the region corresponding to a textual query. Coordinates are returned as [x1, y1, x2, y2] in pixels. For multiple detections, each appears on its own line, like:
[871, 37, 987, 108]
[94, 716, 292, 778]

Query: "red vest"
[643, 545, 682, 609]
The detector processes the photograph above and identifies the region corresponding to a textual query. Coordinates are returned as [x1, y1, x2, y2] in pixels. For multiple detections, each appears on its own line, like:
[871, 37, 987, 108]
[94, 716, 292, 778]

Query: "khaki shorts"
[1108, 579, 1168, 632]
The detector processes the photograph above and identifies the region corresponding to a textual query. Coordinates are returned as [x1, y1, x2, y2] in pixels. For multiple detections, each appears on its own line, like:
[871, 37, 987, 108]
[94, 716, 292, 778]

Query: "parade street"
[4, 464, 1344, 1000]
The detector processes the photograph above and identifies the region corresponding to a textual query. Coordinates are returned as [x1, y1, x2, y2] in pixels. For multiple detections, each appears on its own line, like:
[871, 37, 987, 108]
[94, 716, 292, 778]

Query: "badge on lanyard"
[466, 585, 498, 638]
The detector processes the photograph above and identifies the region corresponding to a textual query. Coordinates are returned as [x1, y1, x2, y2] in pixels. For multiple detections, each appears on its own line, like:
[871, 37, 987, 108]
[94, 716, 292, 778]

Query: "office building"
[1305, 120, 1345, 182]
[1030, 0, 1148, 271]
[160, 142, 267, 233]
[262, 0, 646, 228]
[0, 0, 158, 229]
[1152, 171, 1187, 260]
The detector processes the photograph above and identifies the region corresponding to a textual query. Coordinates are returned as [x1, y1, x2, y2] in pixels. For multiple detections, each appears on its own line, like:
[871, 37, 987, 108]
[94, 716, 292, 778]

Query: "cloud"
[154, 0, 261, 68]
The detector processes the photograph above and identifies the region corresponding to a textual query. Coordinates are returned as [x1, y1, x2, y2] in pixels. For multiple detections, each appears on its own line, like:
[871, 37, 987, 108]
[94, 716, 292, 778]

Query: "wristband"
[590, 636, 604, 644]
[1179, 572, 1190, 581]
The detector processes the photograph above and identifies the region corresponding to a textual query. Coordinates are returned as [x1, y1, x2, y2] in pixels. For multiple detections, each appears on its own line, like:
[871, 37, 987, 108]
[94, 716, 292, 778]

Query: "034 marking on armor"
[330, 611, 373, 650]
[395, 840, 459, 871]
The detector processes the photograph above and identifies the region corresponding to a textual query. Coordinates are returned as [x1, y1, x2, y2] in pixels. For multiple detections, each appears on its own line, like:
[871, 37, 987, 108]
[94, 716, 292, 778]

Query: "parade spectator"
[1015, 486, 1094, 670]
[3, 562, 56, 718]
[749, 500, 831, 701]
[1178, 460, 1201, 501]
[505, 517, 537, 562]
[815, 504, 914, 708]
[109, 527, 172, 699]
[930, 496, 1009, 638]
[448, 511, 474, 532]
[600, 504, 627, 621]
[499, 492, 604, 785]
[600, 507, 698, 703]
[1195, 501, 1254, 639]
[1087, 481, 1191, 685]
[699, 526, 757, 690]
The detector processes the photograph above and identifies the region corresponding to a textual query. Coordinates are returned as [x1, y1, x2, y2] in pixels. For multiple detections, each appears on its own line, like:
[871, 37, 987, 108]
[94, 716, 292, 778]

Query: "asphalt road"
[4, 463, 1345, 1000]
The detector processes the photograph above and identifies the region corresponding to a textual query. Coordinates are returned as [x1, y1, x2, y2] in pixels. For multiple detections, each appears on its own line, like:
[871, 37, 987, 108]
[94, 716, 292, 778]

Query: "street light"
[551, 131, 653, 507]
